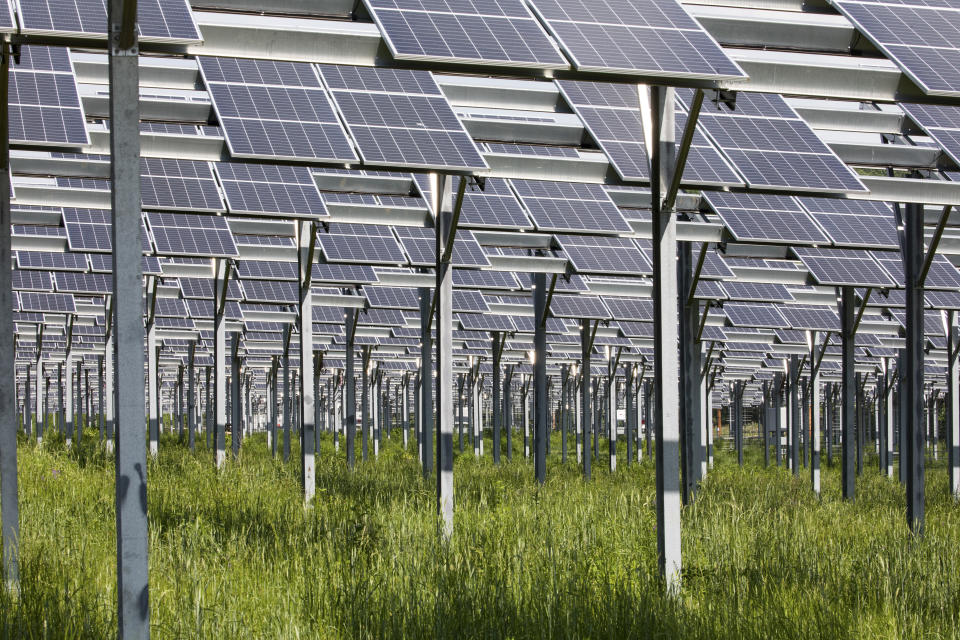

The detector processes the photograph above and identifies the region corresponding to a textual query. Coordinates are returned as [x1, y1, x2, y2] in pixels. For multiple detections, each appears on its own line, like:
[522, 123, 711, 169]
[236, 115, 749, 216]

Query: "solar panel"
[602, 297, 653, 321]
[701, 250, 734, 279]
[140, 158, 224, 212]
[705, 192, 829, 244]
[556, 80, 742, 186]
[457, 313, 517, 331]
[484, 143, 579, 158]
[198, 57, 357, 163]
[556, 235, 651, 274]
[8, 46, 89, 146]
[901, 102, 960, 167]
[690, 91, 866, 193]
[834, 1, 960, 97]
[146, 213, 239, 258]
[240, 280, 298, 304]
[797, 196, 899, 249]
[394, 227, 491, 267]
[17, 251, 87, 271]
[317, 64, 487, 171]
[722, 281, 795, 302]
[1, 0, 13, 31]
[549, 294, 611, 319]
[779, 304, 840, 331]
[214, 163, 328, 218]
[874, 251, 960, 289]
[18, 0, 201, 43]
[19, 291, 76, 314]
[12, 269, 54, 291]
[178, 277, 243, 300]
[236, 260, 298, 281]
[452, 269, 519, 289]
[528, 0, 745, 80]
[363, 286, 420, 310]
[454, 178, 533, 230]
[153, 297, 188, 318]
[53, 272, 111, 294]
[511, 180, 631, 233]
[317, 225, 407, 265]
[794, 247, 895, 287]
[723, 303, 790, 329]
[364, 0, 567, 68]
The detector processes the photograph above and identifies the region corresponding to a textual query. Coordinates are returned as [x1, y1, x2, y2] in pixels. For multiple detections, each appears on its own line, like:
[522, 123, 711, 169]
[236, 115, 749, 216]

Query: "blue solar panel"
[178, 277, 243, 300]
[797, 196, 899, 249]
[53, 272, 111, 294]
[723, 302, 790, 329]
[834, 1, 960, 97]
[555, 235, 651, 274]
[454, 177, 533, 230]
[317, 64, 487, 171]
[528, 0, 746, 80]
[557, 80, 742, 186]
[240, 280, 298, 304]
[690, 91, 866, 193]
[147, 213, 239, 258]
[8, 46, 89, 146]
[779, 304, 840, 331]
[199, 57, 357, 163]
[602, 296, 653, 321]
[18, 0, 201, 43]
[215, 163, 328, 218]
[19, 291, 76, 313]
[393, 227, 490, 267]
[12, 269, 53, 291]
[452, 269, 519, 289]
[140, 158, 224, 212]
[549, 294, 611, 319]
[794, 247, 895, 287]
[365, 0, 568, 68]
[457, 312, 517, 331]
[62, 208, 151, 253]
[236, 260, 297, 281]
[510, 179, 631, 233]
[312, 263, 379, 284]
[705, 191, 829, 244]
[722, 281, 794, 302]
[17, 251, 87, 271]
[318, 233, 408, 265]
[1, 0, 12, 31]
[874, 251, 960, 290]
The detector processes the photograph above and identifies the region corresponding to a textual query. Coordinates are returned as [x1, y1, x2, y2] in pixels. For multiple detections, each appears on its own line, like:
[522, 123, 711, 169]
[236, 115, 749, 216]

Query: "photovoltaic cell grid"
[453, 269, 519, 289]
[8, 46, 89, 146]
[146, 213, 239, 258]
[455, 177, 533, 230]
[312, 263, 379, 285]
[18, 0, 201, 43]
[1, 0, 12, 31]
[549, 294, 611, 319]
[62, 209, 151, 252]
[797, 196, 899, 249]
[704, 191, 830, 244]
[723, 303, 790, 329]
[198, 57, 357, 163]
[364, 0, 567, 69]
[793, 247, 895, 287]
[690, 91, 866, 193]
[833, 1, 960, 97]
[510, 179, 631, 233]
[214, 163, 328, 218]
[17, 250, 87, 271]
[556, 80, 742, 186]
[140, 158, 224, 212]
[394, 227, 491, 267]
[556, 235, 651, 274]
[236, 260, 297, 281]
[779, 304, 840, 331]
[873, 251, 960, 289]
[528, 0, 745, 80]
[12, 270, 53, 291]
[900, 102, 960, 167]
[317, 65, 487, 171]
[317, 224, 407, 265]
[19, 292, 76, 314]
[53, 272, 111, 294]
[241, 280, 298, 304]
[722, 281, 795, 302]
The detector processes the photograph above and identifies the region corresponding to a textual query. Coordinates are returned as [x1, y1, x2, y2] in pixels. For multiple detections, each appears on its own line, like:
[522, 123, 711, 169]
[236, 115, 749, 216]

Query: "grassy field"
[1, 427, 959, 639]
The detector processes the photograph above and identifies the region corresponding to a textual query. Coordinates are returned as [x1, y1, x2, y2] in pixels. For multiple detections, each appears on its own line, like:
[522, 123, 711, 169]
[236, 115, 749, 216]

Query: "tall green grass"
[1, 428, 958, 639]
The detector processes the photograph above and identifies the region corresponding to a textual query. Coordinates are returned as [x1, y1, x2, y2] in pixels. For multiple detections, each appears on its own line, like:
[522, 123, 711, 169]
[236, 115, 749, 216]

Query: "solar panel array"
[833, 0, 960, 97]
[527, 0, 746, 80]
[317, 224, 407, 265]
[511, 180, 631, 233]
[146, 213, 239, 258]
[317, 65, 487, 171]
[8, 46, 89, 147]
[794, 247, 896, 287]
[140, 158, 224, 212]
[18, 0, 202, 43]
[691, 91, 867, 193]
[364, 0, 568, 69]
[556, 80, 742, 185]
[199, 57, 357, 163]
[705, 192, 830, 244]
[901, 102, 960, 165]
[214, 163, 328, 218]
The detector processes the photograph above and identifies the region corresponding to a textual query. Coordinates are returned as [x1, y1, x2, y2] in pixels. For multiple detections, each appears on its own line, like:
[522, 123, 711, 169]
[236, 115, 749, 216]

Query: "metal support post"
[904, 203, 925, 532]
[533, 271, 547, 484]
[435, 174, 455, 538]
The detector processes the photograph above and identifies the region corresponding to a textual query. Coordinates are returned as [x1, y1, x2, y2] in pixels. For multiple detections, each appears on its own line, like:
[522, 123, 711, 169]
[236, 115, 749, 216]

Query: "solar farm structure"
[1, 0, 960, 637]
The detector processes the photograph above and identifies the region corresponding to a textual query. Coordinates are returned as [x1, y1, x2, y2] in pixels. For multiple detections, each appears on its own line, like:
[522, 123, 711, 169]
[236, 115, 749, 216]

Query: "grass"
[1, 426, 959, 639]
